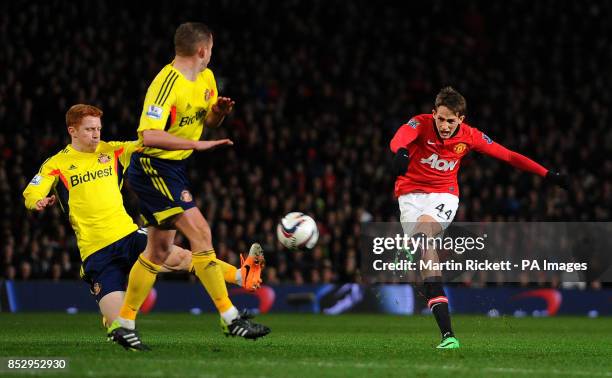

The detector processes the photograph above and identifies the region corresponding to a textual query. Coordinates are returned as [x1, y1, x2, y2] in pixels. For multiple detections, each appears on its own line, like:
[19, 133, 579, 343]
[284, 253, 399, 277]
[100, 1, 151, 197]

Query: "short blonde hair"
[174, 22, 212, 56]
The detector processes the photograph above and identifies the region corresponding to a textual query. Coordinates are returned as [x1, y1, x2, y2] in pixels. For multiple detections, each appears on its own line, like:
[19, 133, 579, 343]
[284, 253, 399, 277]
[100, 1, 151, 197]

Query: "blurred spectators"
[0, 0, 610, 286]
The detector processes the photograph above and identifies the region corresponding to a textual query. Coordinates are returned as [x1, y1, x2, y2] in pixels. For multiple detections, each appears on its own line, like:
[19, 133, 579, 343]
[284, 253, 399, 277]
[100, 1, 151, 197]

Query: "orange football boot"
[240, 243, 265, 291]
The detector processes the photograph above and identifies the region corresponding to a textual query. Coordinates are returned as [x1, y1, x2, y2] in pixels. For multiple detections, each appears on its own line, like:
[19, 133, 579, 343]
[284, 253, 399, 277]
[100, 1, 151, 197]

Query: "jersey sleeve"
[205, 70, 219, 115]
[471, 128, 548, 177]
[108, 140, 142, 169]
[23, 157, 58, 210]
[390, 118, 421, 153]
[137, 71, 178, 134]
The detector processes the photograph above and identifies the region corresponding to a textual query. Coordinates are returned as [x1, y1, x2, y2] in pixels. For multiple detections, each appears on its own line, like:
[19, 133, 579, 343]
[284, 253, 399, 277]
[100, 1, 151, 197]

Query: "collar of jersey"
[168, 63, 196, 83]
[67, 143, 100, 155]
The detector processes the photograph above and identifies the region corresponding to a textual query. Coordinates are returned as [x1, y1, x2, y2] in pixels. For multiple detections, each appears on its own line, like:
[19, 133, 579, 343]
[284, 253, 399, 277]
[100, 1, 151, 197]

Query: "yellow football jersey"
[23, 141, 140, 261]
[137, 64, 219, 160]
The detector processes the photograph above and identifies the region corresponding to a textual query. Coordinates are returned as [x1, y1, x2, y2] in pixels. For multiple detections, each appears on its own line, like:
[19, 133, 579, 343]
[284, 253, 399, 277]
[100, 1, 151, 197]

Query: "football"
[276, 212, 319, 250]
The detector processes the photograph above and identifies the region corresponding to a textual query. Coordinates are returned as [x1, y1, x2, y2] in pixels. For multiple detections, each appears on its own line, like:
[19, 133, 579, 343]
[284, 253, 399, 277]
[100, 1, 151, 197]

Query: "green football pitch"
[0, 313, 610, 377]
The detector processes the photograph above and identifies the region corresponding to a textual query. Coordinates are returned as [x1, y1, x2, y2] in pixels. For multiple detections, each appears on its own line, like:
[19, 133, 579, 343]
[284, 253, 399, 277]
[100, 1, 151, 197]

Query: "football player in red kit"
[389, 86, 568, 349]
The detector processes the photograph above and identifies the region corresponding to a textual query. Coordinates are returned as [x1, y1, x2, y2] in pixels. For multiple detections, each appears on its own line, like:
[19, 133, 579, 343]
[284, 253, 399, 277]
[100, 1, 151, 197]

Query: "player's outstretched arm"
[194, 139, 234, 151]
[473, 131, 569, 189]
[142, 130, 233, 152]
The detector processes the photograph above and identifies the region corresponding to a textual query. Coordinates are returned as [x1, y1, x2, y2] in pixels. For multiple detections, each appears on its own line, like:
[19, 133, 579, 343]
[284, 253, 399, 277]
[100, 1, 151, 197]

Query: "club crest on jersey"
[482, 133, 493, 144]
[204, 89, 214, 102]
[92, 282, 101, 296]
[98, 153, 111, 164]
[453, 143, 467, 154]
[407, 119, 419, 129]
[180, 190, 193, 202]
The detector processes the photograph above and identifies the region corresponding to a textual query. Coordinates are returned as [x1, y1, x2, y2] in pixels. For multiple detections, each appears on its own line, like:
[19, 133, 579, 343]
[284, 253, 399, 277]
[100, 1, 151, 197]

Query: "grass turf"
[0, 313, 610, 377]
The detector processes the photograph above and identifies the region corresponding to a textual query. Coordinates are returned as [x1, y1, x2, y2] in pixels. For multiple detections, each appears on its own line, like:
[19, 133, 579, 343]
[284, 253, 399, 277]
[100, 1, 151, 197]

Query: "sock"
[235, 269, 242, 287]
[424, 276, 454, 338]
[189, 258, 240, 286]
[115, 317, 135, 330]
[192, 249, 233, 313]
[216, 258, 239, 285]
[118, 254, 161, 324]
[220, 306, 239, 324]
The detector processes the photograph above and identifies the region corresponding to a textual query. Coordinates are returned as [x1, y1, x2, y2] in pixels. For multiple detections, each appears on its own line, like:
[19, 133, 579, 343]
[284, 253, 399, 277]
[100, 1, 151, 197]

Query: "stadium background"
[1, 0, 610, 291]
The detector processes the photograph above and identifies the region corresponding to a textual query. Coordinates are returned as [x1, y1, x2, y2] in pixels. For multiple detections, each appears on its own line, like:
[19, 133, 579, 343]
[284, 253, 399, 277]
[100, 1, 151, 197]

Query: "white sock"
[116, 316, 135, 330]
[235, 270, 243, 286]
[220, 306, 239, 324]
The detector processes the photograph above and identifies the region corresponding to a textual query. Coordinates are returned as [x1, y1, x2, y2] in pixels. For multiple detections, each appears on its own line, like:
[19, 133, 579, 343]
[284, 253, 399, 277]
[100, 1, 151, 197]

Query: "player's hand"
[35, 195, 56, 211]
[392, 148, 410, 176]
[211, 97, 235, 116]
[194, 139, 234, 151]
[546, 170, 570, 190]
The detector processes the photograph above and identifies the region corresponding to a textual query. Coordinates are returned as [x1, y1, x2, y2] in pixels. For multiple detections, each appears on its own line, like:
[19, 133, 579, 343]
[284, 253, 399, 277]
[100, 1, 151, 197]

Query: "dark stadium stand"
[1, 0, 610, 286]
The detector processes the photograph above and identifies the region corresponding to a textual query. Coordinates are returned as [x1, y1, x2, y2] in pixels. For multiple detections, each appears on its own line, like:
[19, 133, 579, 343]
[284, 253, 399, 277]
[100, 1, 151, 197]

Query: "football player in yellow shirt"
[23, 105, 263, 347]
[110, 22, 269, 348]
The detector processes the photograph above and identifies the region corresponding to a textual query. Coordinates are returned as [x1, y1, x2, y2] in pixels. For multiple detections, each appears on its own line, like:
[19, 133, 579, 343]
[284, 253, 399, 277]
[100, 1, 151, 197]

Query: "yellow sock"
[192, 250, 233, 313]
[216, 259, 238, 284]
[119, 254, 161, 321]
[189, 259, 238, 285]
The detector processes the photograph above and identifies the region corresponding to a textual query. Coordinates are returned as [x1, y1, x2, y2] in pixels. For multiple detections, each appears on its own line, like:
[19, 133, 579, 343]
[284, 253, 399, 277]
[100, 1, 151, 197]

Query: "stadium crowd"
[1, 0, 610, 286]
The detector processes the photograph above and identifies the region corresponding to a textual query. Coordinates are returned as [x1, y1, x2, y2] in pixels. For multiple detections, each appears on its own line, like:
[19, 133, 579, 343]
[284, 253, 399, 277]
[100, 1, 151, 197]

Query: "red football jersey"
[390, 114, 548, 197]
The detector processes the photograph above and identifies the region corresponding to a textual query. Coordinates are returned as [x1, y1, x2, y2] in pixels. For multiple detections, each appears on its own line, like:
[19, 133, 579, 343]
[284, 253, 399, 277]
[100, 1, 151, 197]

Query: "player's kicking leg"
[103, 244, 264, 350]
[175, 208, 270, 340]
[107, 230, 268, 349]
[164, 243, 265, 292]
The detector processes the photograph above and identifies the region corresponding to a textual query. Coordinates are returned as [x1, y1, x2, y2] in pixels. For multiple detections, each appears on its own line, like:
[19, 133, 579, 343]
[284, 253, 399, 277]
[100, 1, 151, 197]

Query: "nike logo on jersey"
[427, 140, 436, 145]
[420, 153, 458, 171]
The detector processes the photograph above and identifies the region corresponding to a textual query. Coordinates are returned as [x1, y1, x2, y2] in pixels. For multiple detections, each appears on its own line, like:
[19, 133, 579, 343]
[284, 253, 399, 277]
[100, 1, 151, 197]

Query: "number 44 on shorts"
[435, 203, 453, 220]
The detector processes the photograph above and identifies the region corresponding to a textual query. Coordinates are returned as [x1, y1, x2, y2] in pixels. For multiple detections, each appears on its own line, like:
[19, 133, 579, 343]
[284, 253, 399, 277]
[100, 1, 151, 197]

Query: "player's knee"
[416, 216, 441, 236]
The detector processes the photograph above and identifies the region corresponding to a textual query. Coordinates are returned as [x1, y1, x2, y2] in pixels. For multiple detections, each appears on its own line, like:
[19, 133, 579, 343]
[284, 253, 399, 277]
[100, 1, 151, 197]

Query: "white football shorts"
[398, 192, 459, 236]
